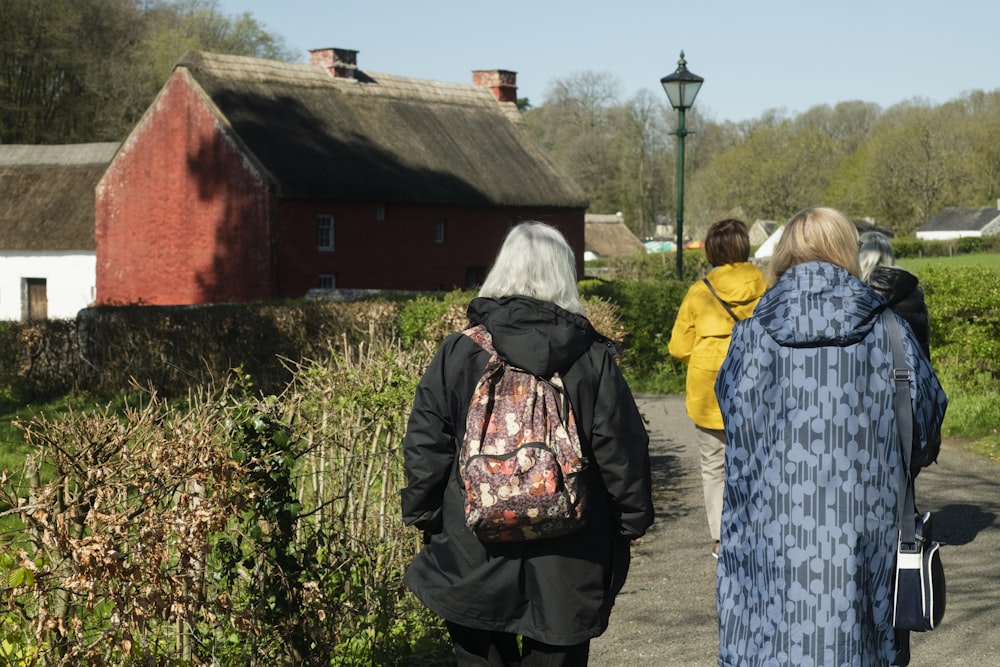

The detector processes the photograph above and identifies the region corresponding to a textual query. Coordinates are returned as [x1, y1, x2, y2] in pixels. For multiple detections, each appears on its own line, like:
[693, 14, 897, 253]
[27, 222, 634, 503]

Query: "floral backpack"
[460, 324, 589, 542]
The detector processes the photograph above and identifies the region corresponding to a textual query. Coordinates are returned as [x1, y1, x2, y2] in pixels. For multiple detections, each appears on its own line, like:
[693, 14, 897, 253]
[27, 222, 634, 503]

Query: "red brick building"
[95, 49, 588, 306]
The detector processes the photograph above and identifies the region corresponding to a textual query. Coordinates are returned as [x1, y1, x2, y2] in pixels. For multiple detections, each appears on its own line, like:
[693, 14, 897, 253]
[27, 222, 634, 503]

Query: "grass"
[0, 392, 108, 493]
[0, 393, 32, 472]
[968, 434, 1000, 461]
[899, 252, 1000, 271]
[939, 382, 1000, 459]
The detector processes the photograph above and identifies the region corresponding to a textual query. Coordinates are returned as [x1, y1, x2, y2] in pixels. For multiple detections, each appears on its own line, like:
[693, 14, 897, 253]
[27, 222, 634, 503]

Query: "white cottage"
[0, 143, 118, 320]
[915, 202, 1000, 240]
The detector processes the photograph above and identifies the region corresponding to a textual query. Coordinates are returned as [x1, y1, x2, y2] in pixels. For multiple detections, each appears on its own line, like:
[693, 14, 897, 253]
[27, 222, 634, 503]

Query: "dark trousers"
[446, 621, 590, 667]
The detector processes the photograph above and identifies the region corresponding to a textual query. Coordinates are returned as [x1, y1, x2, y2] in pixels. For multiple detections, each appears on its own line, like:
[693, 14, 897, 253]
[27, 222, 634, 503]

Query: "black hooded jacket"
[400, 296, 653, 645]
[868, 265, 931, 358]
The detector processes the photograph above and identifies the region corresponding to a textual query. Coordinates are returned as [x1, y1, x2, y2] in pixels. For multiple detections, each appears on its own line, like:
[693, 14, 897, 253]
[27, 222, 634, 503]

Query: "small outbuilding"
[915, 203, 1000, 240]
[584, 213, 646, 261]
[0, 143, 119, 320]
[748, 220, 777, 248]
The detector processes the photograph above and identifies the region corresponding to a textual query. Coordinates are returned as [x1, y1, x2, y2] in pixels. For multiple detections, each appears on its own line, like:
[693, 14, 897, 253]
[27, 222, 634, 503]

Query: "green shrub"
[580, 278, 688, 393]
[397, 290, 475, 346]
[891, 237, 928, 259]
[956, 236, 987, 254]
[920, 265, 1000, 439]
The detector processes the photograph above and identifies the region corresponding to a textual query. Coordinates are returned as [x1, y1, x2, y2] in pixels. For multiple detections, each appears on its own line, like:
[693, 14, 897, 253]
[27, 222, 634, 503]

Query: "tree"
[694, 122, 838, 224]
[0, 0, 294, 143]
[612, 90, 672, 239]
[797, 100, 882, 155]
[524, 72, 628, 219]
[848, 103, 964, 234]
[0, 0, 144, 142]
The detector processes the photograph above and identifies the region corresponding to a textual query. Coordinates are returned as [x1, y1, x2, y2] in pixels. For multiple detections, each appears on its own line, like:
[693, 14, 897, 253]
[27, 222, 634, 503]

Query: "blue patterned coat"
[715, 262, 947, 667]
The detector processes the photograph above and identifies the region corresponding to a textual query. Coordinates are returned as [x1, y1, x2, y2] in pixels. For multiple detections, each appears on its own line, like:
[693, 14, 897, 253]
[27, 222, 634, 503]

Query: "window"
[435, 219, 446, 244]
[317, 215, 334, 251]
[376, 203, 386, 221]
[465, 267, 485, 288]
[319, 274, 336, 289]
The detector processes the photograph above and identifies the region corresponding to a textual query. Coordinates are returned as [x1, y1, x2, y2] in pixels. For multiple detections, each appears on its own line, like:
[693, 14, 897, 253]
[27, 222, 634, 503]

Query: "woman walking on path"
[859, 230, 931, 358]
[668, 218, 766, 558]
[401, 222, 654, 666]
[714, 207, 948, 667]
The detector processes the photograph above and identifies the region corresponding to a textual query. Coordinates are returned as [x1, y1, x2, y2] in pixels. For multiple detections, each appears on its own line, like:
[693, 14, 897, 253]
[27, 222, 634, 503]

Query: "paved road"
[590, 395, 1000, 667]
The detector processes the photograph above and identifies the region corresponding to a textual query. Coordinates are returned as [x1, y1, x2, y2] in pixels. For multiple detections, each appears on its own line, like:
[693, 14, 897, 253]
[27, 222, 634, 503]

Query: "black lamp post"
[660, 51, 703, 280]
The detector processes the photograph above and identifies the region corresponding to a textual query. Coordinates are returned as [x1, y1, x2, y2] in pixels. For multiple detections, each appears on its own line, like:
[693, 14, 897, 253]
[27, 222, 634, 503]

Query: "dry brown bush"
[0, 332, 443, 665]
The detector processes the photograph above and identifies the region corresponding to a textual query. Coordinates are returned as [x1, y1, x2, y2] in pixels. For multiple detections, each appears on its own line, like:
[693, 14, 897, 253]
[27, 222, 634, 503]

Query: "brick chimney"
[309, 48, 358, 79]
[472, 69, 517, 103]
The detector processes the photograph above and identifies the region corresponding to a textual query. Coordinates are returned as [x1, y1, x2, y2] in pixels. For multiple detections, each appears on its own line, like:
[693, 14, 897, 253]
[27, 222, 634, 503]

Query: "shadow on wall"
[187, 88, 500, 301]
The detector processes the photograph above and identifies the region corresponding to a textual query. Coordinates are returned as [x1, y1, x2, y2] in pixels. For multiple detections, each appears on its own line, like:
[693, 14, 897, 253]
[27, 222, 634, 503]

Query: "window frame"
[317, 214, 334, 251]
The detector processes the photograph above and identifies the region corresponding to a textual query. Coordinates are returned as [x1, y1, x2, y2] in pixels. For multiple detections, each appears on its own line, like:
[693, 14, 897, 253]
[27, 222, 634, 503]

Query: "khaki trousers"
[695, 426, 726, 541]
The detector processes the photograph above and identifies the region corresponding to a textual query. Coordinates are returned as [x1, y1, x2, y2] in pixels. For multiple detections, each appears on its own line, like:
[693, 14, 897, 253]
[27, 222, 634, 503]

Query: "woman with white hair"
[858, 230, 931, 357]
[401, 221, 653, 666]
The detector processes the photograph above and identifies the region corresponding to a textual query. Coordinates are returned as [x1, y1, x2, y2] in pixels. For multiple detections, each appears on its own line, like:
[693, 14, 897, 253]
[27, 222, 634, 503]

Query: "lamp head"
[660, 51, 703, 111]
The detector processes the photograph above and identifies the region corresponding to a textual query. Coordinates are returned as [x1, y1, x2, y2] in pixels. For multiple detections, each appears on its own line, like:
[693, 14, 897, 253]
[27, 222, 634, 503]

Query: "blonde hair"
[478, 221, 585, 314]
[768, 207, 861, 285]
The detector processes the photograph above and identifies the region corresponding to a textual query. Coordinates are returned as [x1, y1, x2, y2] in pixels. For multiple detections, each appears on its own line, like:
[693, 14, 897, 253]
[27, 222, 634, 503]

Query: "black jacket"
[868, 265, 931, 358]
[400, 296, 653, 645]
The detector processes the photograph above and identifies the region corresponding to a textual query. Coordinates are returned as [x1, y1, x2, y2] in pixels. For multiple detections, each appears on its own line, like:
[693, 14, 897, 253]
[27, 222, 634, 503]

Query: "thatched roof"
[175, 51, 588, 208]
[0, 143, 119, 251]
[585, 214, 646, 257]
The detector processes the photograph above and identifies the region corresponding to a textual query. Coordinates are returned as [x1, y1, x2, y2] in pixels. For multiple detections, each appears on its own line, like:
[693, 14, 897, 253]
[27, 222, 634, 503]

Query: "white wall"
[0, 251, 96, 320]
[914, 231, 983, 241]
[754, 225, 785, 259]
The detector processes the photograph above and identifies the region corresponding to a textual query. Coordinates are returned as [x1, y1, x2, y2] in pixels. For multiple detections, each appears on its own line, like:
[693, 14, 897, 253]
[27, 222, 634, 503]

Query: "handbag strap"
[702, 278, 740, 322]
[886, 313, 917, 547]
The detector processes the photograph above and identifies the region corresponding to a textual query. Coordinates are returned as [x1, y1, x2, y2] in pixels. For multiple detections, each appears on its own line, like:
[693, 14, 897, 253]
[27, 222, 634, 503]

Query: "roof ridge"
[0, 143, 120, 167]
[179, 50, 499, 104]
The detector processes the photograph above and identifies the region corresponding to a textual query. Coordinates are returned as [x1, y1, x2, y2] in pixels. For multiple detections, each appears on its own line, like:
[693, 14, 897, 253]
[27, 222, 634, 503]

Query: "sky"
[215, 0, 1000, 124]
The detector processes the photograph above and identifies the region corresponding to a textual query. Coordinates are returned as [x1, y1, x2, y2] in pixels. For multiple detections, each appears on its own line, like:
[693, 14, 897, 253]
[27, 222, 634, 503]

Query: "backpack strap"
[886, 313, 918, 548]
[703, 278, 740, 322]
[464, 325, 574, 422]
[463, 324, 498, 359]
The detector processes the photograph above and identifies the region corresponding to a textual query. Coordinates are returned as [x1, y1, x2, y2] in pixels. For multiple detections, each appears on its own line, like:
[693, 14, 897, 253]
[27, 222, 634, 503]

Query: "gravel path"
[589, 395, 1000, 667]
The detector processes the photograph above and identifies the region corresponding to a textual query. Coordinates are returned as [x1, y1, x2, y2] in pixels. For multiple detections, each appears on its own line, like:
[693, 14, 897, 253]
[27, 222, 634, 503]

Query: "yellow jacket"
[668, 262, 766, 429]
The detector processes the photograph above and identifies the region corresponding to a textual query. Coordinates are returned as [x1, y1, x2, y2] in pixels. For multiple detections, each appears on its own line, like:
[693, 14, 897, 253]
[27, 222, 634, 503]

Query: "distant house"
[748, 219, 777, 248]
[96, 48, 587, 306]
[584, 213, 645, 261]
[754, 216, 883, 259]
[753, 225, 784, 260]
[915, 203, 1000, 240]
[0, 143, 119, 320]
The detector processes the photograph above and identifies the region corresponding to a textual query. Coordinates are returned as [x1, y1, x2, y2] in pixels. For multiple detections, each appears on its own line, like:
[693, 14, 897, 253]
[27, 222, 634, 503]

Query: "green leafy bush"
[397, 290, 475, 346]
[580, 278, 688, 393]
[920, 265, 1000, 435]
